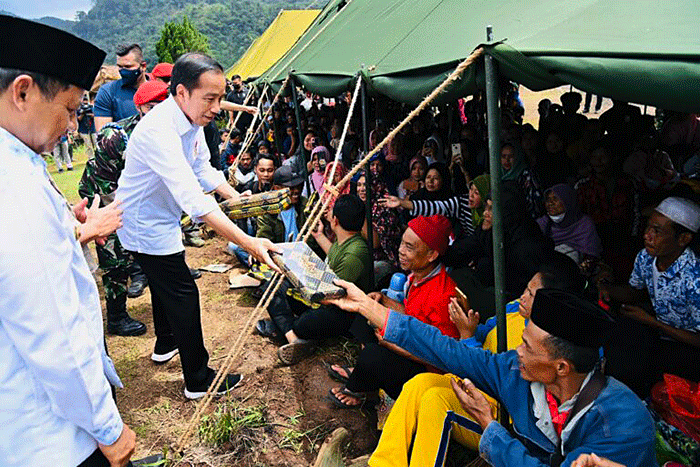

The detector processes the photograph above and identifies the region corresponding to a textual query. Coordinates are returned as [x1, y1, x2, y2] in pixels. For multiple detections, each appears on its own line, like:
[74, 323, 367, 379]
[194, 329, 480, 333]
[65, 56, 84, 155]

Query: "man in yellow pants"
[370, 255, 583, 467]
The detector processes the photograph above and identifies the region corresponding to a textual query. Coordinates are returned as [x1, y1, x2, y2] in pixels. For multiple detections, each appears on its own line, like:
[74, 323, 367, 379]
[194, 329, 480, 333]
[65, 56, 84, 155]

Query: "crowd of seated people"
[218, 85, 700, 466]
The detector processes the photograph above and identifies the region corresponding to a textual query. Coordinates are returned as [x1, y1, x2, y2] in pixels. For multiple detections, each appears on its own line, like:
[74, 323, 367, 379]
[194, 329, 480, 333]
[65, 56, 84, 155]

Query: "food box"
[271, 242, 346, 302]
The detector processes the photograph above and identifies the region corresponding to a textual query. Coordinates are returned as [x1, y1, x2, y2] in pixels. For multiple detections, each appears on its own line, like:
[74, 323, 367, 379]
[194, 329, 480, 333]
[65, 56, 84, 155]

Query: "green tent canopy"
[256, 0, 700, 112]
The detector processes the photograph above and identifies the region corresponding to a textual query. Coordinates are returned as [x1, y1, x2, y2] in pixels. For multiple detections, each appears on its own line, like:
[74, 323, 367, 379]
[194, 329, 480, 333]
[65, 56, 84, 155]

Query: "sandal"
[323, 361, 353, 384]
[327, 386, 365, 409]
[277, 339, 313, 366]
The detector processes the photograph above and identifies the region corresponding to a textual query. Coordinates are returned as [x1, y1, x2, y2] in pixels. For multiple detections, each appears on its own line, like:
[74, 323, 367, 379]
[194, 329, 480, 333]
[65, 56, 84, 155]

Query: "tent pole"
[485, 25, 507, 357]
[290, 74, 311, 194]
[266, 86, 284, 155]
[361, 72, 375, 288]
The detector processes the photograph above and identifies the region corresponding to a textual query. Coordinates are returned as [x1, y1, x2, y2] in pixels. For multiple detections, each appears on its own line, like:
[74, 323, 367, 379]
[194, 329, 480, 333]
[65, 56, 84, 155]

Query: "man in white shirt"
[116, 53, 279, 399]
[0, 15, 135, 467]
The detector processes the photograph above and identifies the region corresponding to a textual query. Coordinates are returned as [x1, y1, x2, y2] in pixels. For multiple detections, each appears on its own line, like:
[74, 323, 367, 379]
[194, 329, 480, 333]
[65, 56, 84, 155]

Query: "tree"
[155, 15, 210, 63]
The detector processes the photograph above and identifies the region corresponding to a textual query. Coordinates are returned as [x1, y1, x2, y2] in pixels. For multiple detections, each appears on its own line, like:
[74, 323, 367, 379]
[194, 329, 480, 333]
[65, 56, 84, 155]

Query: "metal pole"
[361, 74, 375, 288]
[485, 25, 507, 355]
[290, 74, 311, 194]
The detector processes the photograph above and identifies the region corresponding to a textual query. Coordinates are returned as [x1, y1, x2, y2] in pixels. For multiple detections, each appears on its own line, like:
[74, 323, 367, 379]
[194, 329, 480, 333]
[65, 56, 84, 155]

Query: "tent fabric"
[255, 0, 700, 112]
[226, 9, 320, 81]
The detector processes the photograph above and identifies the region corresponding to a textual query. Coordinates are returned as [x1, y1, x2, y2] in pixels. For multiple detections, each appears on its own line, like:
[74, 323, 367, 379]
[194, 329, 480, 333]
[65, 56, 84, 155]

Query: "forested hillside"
[50, 0, 311, 68]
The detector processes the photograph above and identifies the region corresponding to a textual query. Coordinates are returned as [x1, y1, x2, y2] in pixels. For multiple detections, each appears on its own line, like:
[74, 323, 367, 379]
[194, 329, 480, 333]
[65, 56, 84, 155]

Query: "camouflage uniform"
[78, 114, 140, 323]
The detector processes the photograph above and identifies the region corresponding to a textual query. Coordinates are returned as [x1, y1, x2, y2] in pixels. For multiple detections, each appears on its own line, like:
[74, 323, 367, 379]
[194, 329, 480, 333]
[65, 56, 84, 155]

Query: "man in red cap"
[151, 62, 174, 84]
[78, 79, 170, 337]
[327, 215, 461, 408]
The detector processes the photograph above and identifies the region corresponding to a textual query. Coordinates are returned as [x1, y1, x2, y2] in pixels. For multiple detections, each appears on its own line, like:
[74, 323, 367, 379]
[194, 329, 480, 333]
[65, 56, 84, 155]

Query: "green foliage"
[155, 15, 210, 63]
[65, 0, 310, 69]
[198, 401, 267, 447]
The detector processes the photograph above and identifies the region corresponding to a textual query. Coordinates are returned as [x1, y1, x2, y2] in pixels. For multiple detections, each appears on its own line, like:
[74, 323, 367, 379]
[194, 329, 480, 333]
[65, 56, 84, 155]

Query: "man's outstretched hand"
[324, 279, 369, 314]
[245, 237, 282, 273]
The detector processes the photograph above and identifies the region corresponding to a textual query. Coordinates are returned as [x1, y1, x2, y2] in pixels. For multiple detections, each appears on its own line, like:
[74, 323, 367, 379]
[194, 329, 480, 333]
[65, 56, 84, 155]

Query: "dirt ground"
[105, 236, 377, 466]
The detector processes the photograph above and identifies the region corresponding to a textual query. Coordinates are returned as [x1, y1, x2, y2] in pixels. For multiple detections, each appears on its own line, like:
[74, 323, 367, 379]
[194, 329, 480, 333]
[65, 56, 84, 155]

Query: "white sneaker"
[151, 347, 179, 364]
[184, 373, 243, 400]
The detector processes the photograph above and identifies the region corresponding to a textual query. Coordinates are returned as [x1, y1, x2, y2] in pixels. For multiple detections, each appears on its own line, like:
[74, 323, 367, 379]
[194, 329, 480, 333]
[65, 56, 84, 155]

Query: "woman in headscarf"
[381, 173, 490, 239]
[397, 155, 427, 199]
[500, 142, 544, 219]
[537, 183, 602, 265]
[306, 145, 330, 194]
[353, 171, 403, 285]
[410, 162, 453, 202]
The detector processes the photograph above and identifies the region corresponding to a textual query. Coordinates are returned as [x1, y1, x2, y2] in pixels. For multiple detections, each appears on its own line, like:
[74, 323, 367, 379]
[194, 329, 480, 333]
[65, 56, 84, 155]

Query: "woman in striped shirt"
[382, 174, 490, 238]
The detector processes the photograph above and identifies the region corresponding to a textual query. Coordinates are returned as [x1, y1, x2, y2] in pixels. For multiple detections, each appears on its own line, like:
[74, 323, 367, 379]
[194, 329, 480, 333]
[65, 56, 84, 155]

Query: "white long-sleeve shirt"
[116, 96, 226, 255]
[0, 127, 123, 466]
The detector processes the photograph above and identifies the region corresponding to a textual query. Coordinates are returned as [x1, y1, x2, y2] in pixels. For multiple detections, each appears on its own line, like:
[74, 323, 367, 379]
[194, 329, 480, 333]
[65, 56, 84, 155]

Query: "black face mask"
[234, 84, 242, 90]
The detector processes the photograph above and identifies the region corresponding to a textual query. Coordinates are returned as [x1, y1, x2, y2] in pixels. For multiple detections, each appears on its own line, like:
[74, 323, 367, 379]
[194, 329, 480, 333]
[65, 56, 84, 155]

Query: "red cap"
[407, 215, 452, 255]
[133, 80, 169, 106]
[151, 62, 174, 79]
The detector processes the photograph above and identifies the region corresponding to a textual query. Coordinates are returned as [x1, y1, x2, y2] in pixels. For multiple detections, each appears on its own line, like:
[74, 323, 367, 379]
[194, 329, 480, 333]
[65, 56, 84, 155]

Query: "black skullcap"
[0, 15, 105, 90]
[530, 289, 615, 348]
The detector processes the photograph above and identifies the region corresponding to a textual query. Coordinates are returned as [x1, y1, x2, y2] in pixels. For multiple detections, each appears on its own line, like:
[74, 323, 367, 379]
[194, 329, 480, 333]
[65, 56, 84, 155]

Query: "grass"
[47, 144, 90, 204]
[198, 400, 268, 448]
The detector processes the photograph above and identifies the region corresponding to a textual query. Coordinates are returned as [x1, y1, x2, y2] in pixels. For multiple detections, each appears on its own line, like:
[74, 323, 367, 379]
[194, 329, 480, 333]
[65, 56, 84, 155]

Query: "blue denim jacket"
[383, 311, 656, 467]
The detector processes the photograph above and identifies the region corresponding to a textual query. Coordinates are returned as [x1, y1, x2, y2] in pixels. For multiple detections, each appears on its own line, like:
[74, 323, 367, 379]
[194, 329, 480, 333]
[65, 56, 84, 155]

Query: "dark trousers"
[132, 251, 213, 390]
[346, 343, 426, 400]
[265, 279, 357, 340]
[605, 315, 700, 398]
[78, 449, 135, 467]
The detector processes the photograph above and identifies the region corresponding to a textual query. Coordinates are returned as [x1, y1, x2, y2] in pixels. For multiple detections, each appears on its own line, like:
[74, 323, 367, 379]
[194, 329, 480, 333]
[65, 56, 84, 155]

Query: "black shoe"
[255, 318, 281, 340]
[185, 373, 243, 400]
[151, 339, 178, 364]
[189, 267, 202, 280]
[107, 317, 147, 336]
[127, 275, 148, 298]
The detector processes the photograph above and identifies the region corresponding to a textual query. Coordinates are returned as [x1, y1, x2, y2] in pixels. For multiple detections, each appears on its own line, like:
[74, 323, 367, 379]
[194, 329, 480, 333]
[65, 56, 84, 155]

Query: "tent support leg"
[290, 75, 311, 194]
[361, 75, 375, 288]
[485, 26, 507, 357]
[267, 87, 284, 155]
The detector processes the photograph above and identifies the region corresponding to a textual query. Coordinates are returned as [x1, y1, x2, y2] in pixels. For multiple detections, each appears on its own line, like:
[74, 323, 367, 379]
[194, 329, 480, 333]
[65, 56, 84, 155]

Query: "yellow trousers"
[369, 373, 497, 467]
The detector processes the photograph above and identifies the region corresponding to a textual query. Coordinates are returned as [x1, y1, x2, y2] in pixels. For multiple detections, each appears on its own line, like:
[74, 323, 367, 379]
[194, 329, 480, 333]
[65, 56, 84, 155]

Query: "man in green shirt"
[258, 194, 372, 365]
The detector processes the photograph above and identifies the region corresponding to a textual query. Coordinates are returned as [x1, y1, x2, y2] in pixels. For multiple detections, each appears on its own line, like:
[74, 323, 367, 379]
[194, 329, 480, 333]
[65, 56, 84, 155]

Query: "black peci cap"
[530, 288, 615, 348]
[0, 15, 105, 90]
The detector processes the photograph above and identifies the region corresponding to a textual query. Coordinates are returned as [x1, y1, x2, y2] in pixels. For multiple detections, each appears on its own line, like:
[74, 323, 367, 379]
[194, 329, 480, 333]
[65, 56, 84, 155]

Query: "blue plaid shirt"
[629, 247, 700, 331]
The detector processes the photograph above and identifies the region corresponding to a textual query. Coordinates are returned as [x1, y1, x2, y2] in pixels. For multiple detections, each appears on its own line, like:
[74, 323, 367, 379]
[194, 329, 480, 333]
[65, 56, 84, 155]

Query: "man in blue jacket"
[327, 282, 656, 467]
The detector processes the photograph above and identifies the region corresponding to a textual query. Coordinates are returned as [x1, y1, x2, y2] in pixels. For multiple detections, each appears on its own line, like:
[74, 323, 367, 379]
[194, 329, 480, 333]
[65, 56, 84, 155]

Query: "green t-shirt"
[326, 233, 372, 292]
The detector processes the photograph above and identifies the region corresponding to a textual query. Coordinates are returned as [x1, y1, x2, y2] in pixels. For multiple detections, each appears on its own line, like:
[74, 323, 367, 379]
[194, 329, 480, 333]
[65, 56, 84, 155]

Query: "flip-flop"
[327, 386, 365, 409]
[322, 361, 353, 384]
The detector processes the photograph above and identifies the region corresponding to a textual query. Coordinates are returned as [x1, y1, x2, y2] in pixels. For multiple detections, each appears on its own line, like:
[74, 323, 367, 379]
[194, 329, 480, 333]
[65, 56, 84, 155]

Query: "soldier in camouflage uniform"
[78, 80, 170, 336]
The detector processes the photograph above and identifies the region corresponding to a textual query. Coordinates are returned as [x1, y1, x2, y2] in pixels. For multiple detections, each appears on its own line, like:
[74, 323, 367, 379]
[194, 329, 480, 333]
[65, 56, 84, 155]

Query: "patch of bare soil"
[104, 236, 375, 466]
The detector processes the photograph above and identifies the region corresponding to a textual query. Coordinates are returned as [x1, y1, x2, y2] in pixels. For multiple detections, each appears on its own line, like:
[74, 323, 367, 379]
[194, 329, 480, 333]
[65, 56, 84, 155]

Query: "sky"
[0, 0, 93, 20]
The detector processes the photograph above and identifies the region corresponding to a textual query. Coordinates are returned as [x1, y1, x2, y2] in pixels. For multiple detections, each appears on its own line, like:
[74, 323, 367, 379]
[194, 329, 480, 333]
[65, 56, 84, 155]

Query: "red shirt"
[404, 264, 460, 339]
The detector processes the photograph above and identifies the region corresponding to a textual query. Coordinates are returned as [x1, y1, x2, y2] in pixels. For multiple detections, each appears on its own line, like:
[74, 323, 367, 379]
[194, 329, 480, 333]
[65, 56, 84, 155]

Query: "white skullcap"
[655, 197, 700, 233]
